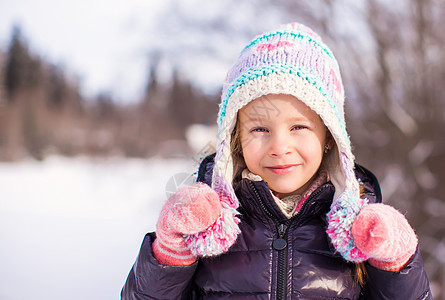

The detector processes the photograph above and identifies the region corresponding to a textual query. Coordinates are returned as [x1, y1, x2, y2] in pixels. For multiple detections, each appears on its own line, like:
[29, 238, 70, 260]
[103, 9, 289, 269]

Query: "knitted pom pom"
[326, 191, 369, 263]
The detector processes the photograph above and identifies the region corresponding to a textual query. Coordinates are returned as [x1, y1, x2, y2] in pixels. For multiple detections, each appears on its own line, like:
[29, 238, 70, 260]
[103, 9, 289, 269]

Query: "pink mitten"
[351, 203, 418, 272]
[153, 183, 222, 266]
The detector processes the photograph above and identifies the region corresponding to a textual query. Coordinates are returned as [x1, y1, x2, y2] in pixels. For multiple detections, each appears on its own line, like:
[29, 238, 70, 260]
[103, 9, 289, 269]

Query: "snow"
[0, 156, 196, 300]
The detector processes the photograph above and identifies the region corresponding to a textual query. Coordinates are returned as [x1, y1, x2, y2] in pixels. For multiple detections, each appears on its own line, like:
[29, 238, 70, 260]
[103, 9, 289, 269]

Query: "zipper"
[247, 181, 330, 300]
[275, 222, 288, 300]
[248, 181, 289, 299]
[273, 223, 288, 250]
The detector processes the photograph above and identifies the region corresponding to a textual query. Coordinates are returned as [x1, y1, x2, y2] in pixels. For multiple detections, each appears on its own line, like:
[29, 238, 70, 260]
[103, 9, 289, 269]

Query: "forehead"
[239, 94, 320, 122]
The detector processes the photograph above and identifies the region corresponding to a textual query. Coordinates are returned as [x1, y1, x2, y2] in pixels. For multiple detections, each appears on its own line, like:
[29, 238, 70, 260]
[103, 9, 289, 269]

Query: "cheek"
[299, 136, 324, 160]
[240, 135, 264, 166]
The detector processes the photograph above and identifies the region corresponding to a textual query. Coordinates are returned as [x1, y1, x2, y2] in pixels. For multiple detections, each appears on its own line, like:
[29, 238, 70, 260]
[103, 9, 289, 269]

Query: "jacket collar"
[197, 153, 382, 222]
[236, 178, 335, 224]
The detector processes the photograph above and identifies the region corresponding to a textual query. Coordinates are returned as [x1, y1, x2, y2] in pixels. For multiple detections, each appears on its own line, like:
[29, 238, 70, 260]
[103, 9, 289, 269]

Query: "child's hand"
[153, 183, 222, 266]
[351, 203, 418, 272]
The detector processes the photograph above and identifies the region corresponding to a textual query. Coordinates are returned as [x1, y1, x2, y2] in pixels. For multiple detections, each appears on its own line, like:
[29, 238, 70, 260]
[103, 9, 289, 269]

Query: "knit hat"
[186, 22, 369, 263]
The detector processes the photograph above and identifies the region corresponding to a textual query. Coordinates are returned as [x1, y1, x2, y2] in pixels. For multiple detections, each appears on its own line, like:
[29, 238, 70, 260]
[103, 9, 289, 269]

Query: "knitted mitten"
[152, 183, 222, 266]
[351, 203, 418, 272]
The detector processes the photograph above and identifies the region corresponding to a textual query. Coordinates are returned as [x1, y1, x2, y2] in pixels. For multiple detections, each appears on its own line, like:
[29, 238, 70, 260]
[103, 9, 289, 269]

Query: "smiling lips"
[266, 164, 299, 175]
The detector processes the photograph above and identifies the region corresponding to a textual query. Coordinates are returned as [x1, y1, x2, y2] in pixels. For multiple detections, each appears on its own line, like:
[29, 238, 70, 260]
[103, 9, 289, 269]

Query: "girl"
[122, 23, 431, 299]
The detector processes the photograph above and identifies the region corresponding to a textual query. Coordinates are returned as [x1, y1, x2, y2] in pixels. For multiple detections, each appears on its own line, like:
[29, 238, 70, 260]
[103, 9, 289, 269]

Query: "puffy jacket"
[122, 155, 431, 299]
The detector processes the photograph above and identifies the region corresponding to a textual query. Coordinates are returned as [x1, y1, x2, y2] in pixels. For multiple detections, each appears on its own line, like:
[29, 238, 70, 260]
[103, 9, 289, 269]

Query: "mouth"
[266, 164, 298, 175]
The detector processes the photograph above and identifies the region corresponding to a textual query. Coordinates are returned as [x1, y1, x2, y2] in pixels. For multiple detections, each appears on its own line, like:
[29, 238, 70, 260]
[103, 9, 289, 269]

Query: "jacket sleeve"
[364, 246, 432, 300]
[121, 233, 198, 300]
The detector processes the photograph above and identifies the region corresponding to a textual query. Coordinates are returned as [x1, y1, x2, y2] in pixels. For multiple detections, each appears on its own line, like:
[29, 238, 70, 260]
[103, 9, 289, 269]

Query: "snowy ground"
[0, 156, 196, 300]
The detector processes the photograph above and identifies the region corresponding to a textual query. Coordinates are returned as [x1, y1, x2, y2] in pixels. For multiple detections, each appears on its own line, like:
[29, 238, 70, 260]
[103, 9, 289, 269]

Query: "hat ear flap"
[184, 121, 241, 257]
[326, 150, 369, 263]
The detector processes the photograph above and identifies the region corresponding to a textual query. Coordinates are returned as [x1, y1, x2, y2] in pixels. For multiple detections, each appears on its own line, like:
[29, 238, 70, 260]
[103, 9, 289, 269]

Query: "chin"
[271, 186, 298, 197]
[270, 180, 306, 196]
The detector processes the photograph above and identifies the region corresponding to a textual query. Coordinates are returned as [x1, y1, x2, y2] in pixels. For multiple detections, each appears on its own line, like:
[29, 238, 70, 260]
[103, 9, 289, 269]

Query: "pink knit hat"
[185, 22, 369, 263]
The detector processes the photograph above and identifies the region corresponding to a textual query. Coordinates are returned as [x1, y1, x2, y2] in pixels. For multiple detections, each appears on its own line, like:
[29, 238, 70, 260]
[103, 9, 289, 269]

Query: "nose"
[268, 132, 292, 157]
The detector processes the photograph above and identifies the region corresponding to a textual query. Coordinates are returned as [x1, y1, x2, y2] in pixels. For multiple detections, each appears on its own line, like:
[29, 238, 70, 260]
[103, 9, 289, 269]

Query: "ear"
[326, 137, 335, 150]
[324, 130, 336, 153]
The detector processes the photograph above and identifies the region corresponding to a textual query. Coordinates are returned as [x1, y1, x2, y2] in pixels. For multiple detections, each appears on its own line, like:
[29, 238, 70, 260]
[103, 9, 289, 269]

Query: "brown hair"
[354, 184, 369, 287]
[230, 118, 245, 181]
[355, 263, 367, 287]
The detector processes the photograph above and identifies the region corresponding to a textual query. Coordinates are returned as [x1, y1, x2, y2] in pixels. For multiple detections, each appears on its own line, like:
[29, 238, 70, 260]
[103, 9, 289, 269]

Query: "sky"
[0, 0, 182, 102]
[0, 0, 287, 102]
[0, 0, 158, 101]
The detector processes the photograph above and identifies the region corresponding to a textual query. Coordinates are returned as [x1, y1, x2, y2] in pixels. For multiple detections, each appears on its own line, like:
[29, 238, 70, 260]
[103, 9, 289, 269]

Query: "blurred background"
[0, 0, 444, 299]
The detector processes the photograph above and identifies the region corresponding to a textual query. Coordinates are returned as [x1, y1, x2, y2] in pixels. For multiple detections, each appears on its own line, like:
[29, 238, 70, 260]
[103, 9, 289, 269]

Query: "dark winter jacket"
[121, 155, 431, 299]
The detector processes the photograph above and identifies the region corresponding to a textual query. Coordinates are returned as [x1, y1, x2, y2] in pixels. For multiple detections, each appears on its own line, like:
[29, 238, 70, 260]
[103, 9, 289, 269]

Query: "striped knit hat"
[186, 22, 369, 263]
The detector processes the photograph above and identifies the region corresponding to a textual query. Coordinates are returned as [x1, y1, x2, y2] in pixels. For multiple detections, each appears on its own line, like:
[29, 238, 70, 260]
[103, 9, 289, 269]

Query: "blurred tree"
[170, 70, 217, 130]
[3, 25, 47, 160]
[355, 1, 445, 294]
[0, 50, 6, 154]
[0, 26, 123, 159]
[5, 25, 42, 100]
[137, 60, 218, 157]
[47, 64, 68, 109]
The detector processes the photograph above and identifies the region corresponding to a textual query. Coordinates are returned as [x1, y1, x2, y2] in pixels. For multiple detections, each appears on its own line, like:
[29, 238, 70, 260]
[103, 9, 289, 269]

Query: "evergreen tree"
[5, 25, 42, 101]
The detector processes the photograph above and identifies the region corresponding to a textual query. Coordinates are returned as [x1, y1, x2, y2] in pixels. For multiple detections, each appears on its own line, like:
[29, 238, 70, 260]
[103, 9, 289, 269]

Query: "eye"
[251, 127, 269, 133]
[291, 125, 307, 131]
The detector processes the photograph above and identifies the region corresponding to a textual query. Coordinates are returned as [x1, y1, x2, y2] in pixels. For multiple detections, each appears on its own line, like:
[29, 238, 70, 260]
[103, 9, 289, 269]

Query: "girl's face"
[239, 94, 330, 198]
